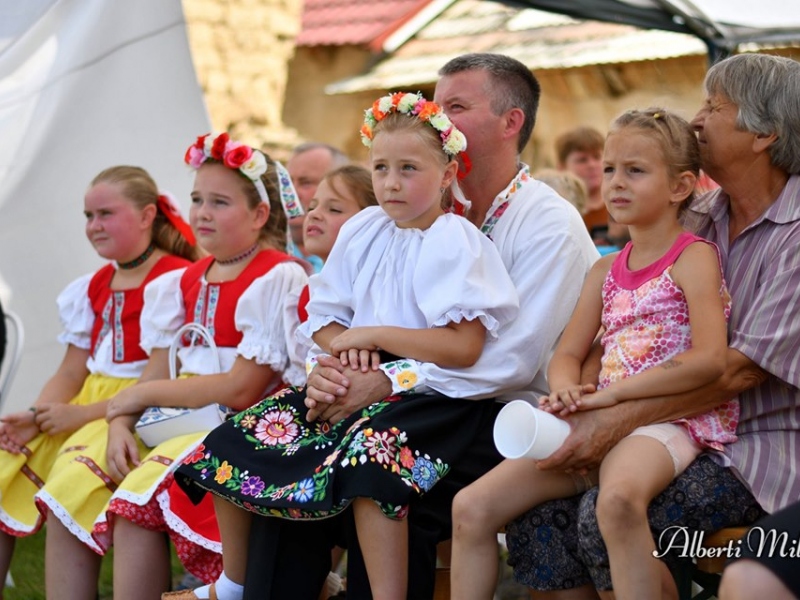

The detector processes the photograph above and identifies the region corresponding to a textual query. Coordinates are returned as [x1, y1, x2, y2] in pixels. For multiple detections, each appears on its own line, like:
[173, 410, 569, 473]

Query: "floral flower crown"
[360, 92, 467, 157]
[184, 132, 303, 218]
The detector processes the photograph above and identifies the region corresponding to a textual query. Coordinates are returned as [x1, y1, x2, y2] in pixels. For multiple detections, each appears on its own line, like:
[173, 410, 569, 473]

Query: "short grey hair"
[292, 142, 350, 169]
[705, 53, 800, 174]
[439, 53, 541, 154]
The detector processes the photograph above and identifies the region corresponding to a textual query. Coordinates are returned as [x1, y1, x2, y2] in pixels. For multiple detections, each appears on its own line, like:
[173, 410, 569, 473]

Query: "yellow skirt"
[0, 373, 136, 538]
[91, 432, 209, 551]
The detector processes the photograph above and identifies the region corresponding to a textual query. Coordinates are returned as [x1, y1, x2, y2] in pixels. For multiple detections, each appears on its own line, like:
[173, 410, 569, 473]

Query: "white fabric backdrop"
[0, 0, 210, 414]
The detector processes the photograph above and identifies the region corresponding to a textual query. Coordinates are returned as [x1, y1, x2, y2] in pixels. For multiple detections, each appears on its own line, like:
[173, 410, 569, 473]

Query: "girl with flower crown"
[32, 135, 308, 600]
[168, 92, 519, 600]
[0, 165, 197, 598]
[158, 163, 380, 600]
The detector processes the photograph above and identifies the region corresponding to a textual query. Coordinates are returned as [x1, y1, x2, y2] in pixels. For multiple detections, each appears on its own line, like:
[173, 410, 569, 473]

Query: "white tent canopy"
[0, 0, 210, 414]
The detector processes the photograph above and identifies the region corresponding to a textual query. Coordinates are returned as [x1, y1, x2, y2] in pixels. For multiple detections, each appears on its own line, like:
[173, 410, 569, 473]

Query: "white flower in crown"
[397, 93, 420, 113]
[377, 95, 395, 114]
[240, 150, 268, 181]
[443, 129, 468, 156]
[428, 111, 453, 133]
[203, 135, 215, 156]
[360, 91, 468, 157]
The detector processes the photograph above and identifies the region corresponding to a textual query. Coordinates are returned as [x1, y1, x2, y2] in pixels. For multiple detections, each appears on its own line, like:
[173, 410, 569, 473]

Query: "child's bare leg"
[44, 513, 102, 600]
[165, 498, 252, 600]
[451, 458, 592, 600]
[0, 531, 15, 590]
[596, 436, 678, 600]
[112, 517, 171, 599]
[214, 496, 252, 585]
[353, 497, 407, 600]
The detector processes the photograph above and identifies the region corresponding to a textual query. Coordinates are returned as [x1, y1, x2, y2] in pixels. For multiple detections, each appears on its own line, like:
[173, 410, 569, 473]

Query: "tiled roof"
[326, 0, 706, 94]
[297, 0, 432, 48]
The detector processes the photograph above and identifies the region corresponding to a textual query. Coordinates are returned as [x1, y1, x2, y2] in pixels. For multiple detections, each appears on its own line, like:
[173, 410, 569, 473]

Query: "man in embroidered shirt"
[503, 52, 800, 599]
[297, 53, 598, 598]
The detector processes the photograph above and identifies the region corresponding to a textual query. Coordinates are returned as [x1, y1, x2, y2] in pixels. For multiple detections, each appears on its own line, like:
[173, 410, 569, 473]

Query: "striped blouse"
[683, 175, 800, 513]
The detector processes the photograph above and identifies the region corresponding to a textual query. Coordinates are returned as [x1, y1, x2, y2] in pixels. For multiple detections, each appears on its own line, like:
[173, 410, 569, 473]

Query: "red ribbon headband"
[157, 194, 196, 246]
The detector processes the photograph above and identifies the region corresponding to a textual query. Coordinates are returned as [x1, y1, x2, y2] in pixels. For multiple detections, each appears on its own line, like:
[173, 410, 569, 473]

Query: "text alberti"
[654, 526, 800, 559]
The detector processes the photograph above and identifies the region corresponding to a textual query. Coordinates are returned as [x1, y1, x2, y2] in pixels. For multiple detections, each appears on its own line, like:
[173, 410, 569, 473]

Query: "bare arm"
[329, 320, 487, 369]
[105, 347, 172, 481]
[540, 258, 608, 411]
[576, 243, 728, 409]
[537, 347, 766, 473]
[311, 321, 348, 355]
[32, 344, 91, 408]
[0, 344, 90, 450]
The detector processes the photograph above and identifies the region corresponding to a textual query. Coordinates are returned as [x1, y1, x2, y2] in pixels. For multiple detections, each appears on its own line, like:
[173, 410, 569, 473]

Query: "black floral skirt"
[175, 386, 495, 521]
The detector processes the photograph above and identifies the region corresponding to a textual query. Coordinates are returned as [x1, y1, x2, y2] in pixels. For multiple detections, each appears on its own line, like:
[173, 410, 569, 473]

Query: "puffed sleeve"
[414, 215, 519, 338]
[56, 273, 94, 348]
[235, 261, 308, 372]
[296, 206, 387, 345]
[140, 268, 188, 354]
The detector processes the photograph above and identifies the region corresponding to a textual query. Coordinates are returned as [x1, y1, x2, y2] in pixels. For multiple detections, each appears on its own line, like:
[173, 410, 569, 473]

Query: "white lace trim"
[156, 490, 222, 553]
[0, 506, 40, 536]
[430, 309, 501, 339]
[34, 490, 104, 554]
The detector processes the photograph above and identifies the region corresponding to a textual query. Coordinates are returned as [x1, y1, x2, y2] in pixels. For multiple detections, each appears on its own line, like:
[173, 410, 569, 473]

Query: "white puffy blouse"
[140, 262, 308, 384]
[297, 206, 519, 394]
[57, 273, 148, 379]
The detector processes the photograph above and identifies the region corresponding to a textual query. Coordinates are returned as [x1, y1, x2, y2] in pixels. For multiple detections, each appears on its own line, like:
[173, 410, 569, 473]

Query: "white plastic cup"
[493, 400, 571, 459]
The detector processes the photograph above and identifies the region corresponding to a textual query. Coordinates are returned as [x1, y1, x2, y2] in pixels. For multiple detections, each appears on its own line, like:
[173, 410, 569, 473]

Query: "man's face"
[434, 69, 505, 165]
[286, 147, 334, 246]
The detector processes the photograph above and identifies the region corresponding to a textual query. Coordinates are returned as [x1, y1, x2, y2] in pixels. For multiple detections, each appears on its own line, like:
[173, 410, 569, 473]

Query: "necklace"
[216, 242, 259, 266]
[117, 243, 156, 270]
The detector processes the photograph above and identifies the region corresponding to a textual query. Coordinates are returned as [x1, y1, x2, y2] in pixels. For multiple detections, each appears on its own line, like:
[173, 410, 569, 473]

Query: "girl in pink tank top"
[451, 108, 737, 600]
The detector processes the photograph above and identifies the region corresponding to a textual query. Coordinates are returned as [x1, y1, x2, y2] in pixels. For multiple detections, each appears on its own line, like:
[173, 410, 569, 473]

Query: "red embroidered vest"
[88, 255, 192, 362]
[297, 284, 310, 323]
[178, 250, 293, 350]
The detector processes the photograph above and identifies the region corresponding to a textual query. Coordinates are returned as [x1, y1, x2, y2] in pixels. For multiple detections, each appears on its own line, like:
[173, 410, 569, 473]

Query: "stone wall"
[182, 0, 304, 160]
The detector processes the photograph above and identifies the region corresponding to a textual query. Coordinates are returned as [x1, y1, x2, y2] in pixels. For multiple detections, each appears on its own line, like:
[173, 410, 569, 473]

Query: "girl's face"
[84, 182, 154, 262]
[370, 129, 457, 230]
[601, 130, 689, 228]
[303, 177, 363, 261]
[189, 163, 268, 259]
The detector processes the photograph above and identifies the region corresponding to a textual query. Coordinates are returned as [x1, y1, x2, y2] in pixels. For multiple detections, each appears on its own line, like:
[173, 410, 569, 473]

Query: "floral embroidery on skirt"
[176, 387, 494, 522]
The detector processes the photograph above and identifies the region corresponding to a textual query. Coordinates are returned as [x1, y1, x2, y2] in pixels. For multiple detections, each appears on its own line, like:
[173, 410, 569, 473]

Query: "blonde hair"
[534, 168, 588, 214]
[91, 166, 198, 261]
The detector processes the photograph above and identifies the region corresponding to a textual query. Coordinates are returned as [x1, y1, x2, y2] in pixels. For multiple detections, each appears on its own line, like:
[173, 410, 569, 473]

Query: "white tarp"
[0, 0, 211, 414]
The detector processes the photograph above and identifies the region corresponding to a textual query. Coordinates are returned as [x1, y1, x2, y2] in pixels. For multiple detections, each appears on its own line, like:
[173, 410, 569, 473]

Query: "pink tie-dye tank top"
[599, 231, 738, 451]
